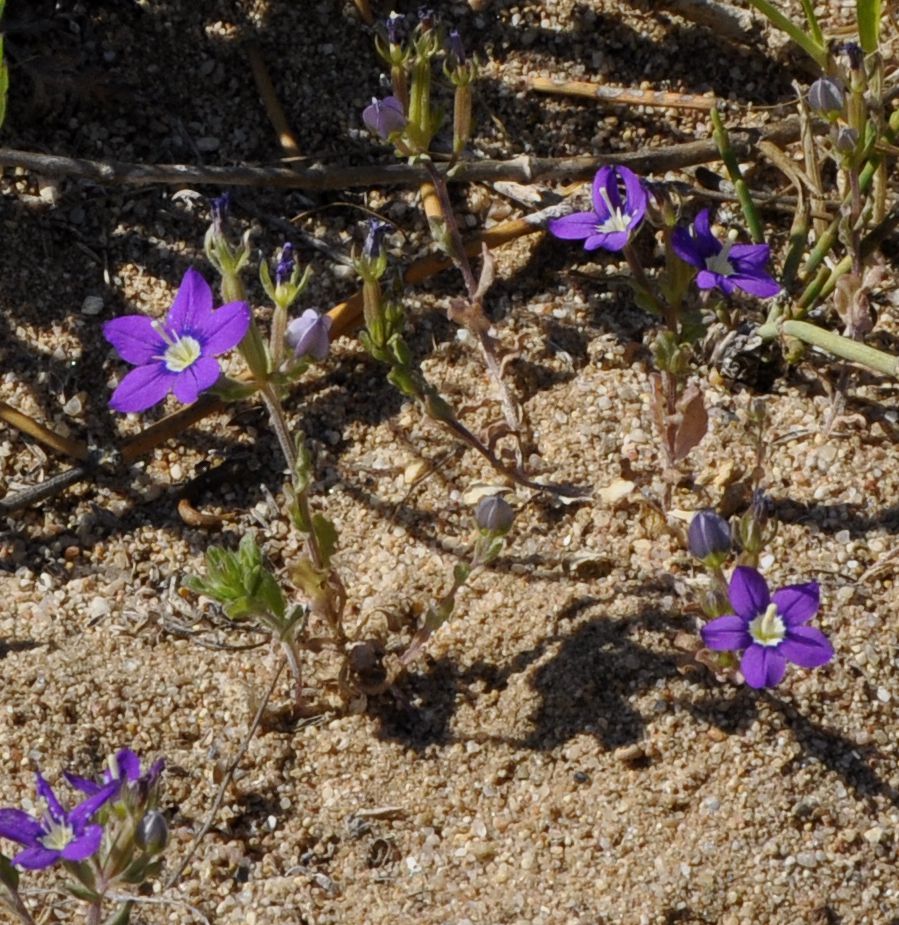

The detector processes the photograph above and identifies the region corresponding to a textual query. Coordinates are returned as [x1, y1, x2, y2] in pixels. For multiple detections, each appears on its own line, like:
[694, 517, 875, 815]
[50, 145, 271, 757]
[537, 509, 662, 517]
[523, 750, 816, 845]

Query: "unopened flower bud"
[447, 29, 466, 65]
[385, 11, 407, 45]
[287, 309, 332, 361]
[136, 811, 169, 855]
[275, 243, 295, 286]
[842, 41, 863, 71]
[688, 509, 732, 567]
[835, 125, 858, 154]
[363, 219, 391, 260]
[210, 193, 231, 235]
[475, 495, 514, 534]
[808, 78, 844, 118]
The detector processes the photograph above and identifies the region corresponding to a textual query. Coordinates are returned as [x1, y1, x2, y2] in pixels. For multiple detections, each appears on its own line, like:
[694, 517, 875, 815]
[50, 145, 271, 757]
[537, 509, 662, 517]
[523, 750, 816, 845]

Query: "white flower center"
[705, 240, 735, 277]
[748, 603, 786, 647]
[39, 817, 75, 852]
[163, 336, 201, 372]
[596, 188, 631, 234]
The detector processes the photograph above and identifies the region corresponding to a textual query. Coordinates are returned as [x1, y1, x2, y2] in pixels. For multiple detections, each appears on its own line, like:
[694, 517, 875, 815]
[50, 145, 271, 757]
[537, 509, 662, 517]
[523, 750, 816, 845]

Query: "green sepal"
[209, 376, 260, 402]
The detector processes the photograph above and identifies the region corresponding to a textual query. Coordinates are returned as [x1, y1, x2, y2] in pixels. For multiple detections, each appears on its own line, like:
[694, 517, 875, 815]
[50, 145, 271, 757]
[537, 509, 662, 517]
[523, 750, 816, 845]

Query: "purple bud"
[447, 29, 466, 65]
[362, 96, 407, 140]
[808, 77, 844, 117]
[275, 243, 295, 286]
[210, 193, 231, 233]
[417, 6, 436, 30]
[385, 11, 407, 45]
[287, 309, 332, 361]
[688, 509, 731, 564]
[842, 41, 863, 70]
[363, 219, 391, 259]
[136, 811, 169, 855]
[475, 495, 514, 534]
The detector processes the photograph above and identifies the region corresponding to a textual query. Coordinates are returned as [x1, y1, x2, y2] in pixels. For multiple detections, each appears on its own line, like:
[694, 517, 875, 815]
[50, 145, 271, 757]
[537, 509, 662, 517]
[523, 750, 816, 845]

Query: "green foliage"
[744, 0, 828, 67]
[857, 0, 882, 53]
[186, 534, 286, 623]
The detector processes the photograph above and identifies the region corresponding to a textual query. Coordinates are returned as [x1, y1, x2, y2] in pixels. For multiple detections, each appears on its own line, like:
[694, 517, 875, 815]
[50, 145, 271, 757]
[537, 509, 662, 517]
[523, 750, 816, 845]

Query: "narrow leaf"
[744, 0, 828, 66]
[857, 0, 882, 53]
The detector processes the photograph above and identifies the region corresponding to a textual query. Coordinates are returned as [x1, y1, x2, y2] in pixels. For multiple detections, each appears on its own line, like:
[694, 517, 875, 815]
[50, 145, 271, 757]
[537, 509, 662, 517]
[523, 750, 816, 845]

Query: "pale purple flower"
[287, 309, 332, 361]
[0, 774, 118, 869]
[548, 165, 647, 252]
[672, 210, 781, 298]
[688, 509, 731, 564]
[701, 566, 834, 688]
[363, 219, 391, 259]
[362, 96, 407, 139]
[103, 268, 250, 413]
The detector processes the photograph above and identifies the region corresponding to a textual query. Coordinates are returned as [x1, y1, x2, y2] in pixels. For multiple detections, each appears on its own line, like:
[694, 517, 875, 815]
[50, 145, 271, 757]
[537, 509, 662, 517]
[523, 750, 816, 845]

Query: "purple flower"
[672, 210, 781, 298]
[385, 11, 407, 45]
[446, 29, 466, 65]
[548, 165, 647, 252]
[688, 509, 731, 564]
[0, 774, 118, 869]
[103, 268, 251, 413]
[65, 749, 164, 800]
[701, 566, 834, 689]
[287, 309, 332, 361]
[362, 96, 407, 140]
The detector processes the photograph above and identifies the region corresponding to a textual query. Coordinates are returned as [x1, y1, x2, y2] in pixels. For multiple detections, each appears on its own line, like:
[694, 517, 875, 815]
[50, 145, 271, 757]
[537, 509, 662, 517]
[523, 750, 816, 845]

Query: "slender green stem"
[743, 0, 828, 67]
[711, 108, 763, 243]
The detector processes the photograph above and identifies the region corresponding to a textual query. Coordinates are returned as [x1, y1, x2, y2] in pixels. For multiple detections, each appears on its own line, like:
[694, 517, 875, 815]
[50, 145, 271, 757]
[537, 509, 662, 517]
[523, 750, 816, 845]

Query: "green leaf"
[102, 901, 133, 925]
[312, 514, 338, 567]
[744, 0, 828, 67]
[799, 0, 824, 45]
[0, 853, 18, 891]
[857, 0, 882, 53]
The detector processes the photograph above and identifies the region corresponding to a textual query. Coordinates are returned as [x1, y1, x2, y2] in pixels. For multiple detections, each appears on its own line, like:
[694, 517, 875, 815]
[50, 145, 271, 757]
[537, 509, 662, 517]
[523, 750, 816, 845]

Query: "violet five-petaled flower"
[0, 774, 119, 869]
[65, 749, 164, 799]
[362, 96, 407, 140]
[287, 309, 332, 361]
[701, 566, 834, 689]
[103, 268, 251, 413]
[672, 209, 781, 298]
[548, 165, 647, 252]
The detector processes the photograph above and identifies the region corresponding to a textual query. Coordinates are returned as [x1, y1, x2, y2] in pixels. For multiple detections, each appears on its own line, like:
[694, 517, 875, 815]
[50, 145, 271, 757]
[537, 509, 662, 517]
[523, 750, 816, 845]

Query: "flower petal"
[35, 774, 64, 823]
[741, 644, 787, 688]
[695, 269, 725, 291]
[114, 749, 142, 782]
[193, 300, 251, 355]
[166, 268, 214, 336]
[585, 230, 629, 252]
[591, 166, 615, 217]
[171, 356, 221, 405]
[772, 582, 820, 626]
[548, 211, 600, 241]
[109, 363, 176, 413]
[672, 226, 703, 268]
[693, 210, 719, 257]
[729, 243, 771, 267]
[700, 615, 750, 651]
[728, 567, 770, 620]
[728, 273, 782, 298]
[0, 809, 43, 846]
[70, 780, 120, 830]
[13, 846, 60, 870]
[620, 167, 648, 222]
[103, 316, 166, 365]
[60, 824, 103, 863]
[780, 625, 834, 668]
[63, 772, 102, 796]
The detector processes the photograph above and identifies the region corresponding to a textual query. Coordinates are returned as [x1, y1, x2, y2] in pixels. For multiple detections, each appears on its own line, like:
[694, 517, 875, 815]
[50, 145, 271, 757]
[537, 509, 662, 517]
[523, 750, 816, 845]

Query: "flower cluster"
[548, 167, 781, 299]
[0, 749, 165, 871]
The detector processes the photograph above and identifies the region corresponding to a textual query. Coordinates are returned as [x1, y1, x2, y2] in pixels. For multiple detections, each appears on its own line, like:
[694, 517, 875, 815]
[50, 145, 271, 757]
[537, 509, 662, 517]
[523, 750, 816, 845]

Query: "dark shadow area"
[368, 596, 684, 752]
[770, 496, 899, 537]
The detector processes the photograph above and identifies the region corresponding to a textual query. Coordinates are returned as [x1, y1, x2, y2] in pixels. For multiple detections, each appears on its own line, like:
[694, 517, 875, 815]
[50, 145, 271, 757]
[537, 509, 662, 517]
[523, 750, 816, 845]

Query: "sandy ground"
[2, 1, 899, 923]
